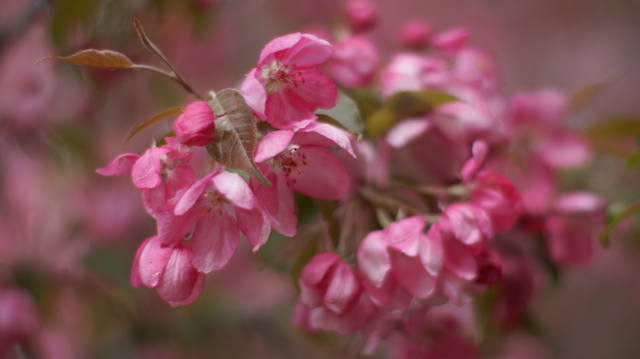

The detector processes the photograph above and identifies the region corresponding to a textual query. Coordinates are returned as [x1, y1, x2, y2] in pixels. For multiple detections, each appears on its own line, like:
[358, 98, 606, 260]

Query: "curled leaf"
[41, 49, 134, 68]
[132, 17, 173, 71]
[316, 91, 364, 135]
[126, 106, 184, 142]
[366, 90, 459, 136]
[206, 89, 270, 186]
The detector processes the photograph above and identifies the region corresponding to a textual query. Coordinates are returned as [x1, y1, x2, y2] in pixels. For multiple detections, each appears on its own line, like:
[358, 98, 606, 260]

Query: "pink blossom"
[253, 122, 355, 201]
[398, 20, 433, 49]
[460, 140, 489, 182]
[453, 48, 498, 94]
[172, 170, 271, 273]
[131, 236, 205, 306]
[380, 53, 449, 97]
[240, 33, 337, 130]
[545, 192, 606, 266]
[173, 101, 216, 146]
[470, 171, 523, 232]
[432, 27, 470, 54]
[0, 288, 39, 351]
[509, 89, 566, 127]
[358, 217, 443, 303]
[327, 35, 379, 88]
[345, 0, 378, 32]
[293, 252, 375, 334]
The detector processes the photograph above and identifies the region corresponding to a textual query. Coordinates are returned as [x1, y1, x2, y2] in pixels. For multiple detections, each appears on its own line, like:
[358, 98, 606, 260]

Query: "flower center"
[276, 146, 308, 187]
[261, 61, 305, 93]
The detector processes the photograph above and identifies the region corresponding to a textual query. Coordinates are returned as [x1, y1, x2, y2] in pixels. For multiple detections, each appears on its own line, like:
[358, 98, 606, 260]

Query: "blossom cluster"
[89, 1, 606, 356]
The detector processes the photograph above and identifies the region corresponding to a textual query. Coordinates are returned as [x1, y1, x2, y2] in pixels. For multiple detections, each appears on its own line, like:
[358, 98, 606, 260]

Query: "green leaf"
[126, 106, 184, 142]
[365, 90, 459, 136]
[206, 89, 271, 186]
[226, 168, 251, 181]
[316, 91, 364, 135]
[600, 201, 640, 247]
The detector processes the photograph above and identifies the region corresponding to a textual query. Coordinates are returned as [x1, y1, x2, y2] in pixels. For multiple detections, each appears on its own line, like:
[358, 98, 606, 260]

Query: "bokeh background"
[1, 0, 640, 358]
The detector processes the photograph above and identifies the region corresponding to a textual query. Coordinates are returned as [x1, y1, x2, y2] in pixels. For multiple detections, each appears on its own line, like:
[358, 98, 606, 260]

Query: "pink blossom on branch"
[240, 33, 338, 130]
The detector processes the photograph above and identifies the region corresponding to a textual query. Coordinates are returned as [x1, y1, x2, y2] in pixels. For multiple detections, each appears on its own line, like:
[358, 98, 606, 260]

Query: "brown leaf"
[132, 18, 173, 71]
[126, 106, 184, 142]
[206, 89, 270, 185]
[42, 49, 134, 68]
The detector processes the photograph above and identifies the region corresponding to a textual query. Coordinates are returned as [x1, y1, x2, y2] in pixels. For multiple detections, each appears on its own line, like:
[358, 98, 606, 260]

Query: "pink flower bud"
[433, 27, 469, 54]
[173, 101, 216, 146]
[345, 0, 378, 32]
[398, 20, 433, 49]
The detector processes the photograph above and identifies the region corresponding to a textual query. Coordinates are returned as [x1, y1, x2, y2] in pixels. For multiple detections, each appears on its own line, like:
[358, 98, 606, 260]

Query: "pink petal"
[252, 168, 297, 237]
[297, 122, 356, 158]
[258, 33, 303, 65]
[236, 207, 271, 251]
[392, 252, 435, 298]
[191, 214, 239, 273]
[137, 236, 173, 288]
[357, 231, 391, 287]
[445, 204, 493, 246]
[240, 68, 267, 119]
[156, 246, 203, 305]
[420, 229, 444, 276]
[212, 171, 255, 210]
[301, 252, 340, 286]
[324, 261, 359, 314]
[96, 153, 140, 176]
[265, 87, 317, 130]
[167, 272, 205, 307]
[293, 69, 338, 109]
[444, 239, 477, 281]
[174, 171, 217, 216]
[386, 118, 431, 148]
[433, 27, 469, 54]
[131, 147, 167, 189]
[300, 252, 340, 308]
[283, 33, 333, 67]
[385, 216, 425, 256]
[535, 131, 591, 169]
[289, 146, 350, 200]
[254, 130, 295, 162]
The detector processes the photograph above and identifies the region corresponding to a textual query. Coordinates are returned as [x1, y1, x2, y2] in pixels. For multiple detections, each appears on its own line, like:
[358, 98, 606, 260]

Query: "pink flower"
[545, 192, 606, 266]
[293, 252, 375, 334]
[470, 171, 523, 232]
[425, 203, 494, 286]
[380, 53, 448, 98]
[327, 35, 379, 88]
[345, 0, 378, 32]
[0, 288, 39, 349]
[131, 236, 205, 306]
[453, 48, 497, 94]
[398, 20, 433, 49]
[358, 217, 443, 304]
[240, 33, 337, 130]
[173, 101, 216, 146]
[173, 170, 269, 272]
[460, 140, 489, 182]
[432, 27, 469, 55]
[509, 89, 566, 127]
[253, 121, 355, 201]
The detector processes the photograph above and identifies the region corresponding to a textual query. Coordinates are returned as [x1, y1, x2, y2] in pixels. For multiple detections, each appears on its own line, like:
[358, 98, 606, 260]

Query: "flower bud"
[345, 0, 378, 33]
[173, 101, 216, 146]
[399, 20, 433, 49]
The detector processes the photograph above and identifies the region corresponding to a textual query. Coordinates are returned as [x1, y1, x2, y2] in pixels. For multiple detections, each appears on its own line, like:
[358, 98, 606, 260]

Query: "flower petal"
[212, 171, 255, 210]
[136, 236, 172, 288]
[296, 122, 356, 158]
[174, 171, 217, 216]
[156, 246, 203, 305]
[254, 130, 295, 162]
[191, 214, 239, 273]
[324, 261, 359, 314]
[131, 147, 167, 189]
[289, 146, 350, 200]
[357, 231, 391, 288]
[96, 153, 140, 176]
[386, 118, 431, 148]
[293, 69, 338, 109]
